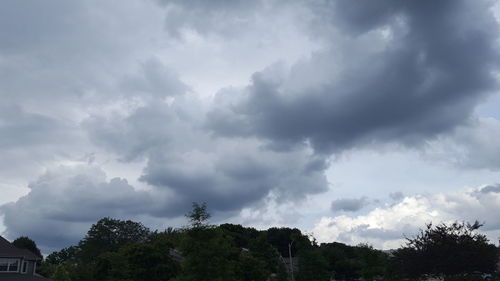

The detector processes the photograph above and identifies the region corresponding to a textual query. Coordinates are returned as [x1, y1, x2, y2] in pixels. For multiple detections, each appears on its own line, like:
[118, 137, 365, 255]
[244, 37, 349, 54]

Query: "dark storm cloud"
[140, 143, 328, 215]
[208, 0, 499, 153]
[331, 197, 369, 212]
[2, 0, 499, 252]
[85, 81, 329, 216]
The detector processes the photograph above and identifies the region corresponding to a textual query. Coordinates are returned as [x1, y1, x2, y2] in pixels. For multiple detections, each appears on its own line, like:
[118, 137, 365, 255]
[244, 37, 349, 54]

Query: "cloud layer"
[1, 0, 500, 251]
[314, 184, 500, 249]
[208, 0, 499, 153]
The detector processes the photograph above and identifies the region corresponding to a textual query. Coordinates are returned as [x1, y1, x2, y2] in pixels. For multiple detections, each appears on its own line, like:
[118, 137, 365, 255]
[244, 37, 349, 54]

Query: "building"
[0, 236, 50, 280]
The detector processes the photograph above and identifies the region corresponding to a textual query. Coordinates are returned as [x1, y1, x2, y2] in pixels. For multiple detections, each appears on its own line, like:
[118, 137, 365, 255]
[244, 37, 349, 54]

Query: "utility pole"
[288, 240, 295, 281]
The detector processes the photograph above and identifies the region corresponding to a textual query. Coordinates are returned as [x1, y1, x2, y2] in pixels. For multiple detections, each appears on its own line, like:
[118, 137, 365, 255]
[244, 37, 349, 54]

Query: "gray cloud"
[1, 0, 500, 253]
[155, 0, 263, 38]
[140, 138, 328, 214]
[0, 166, 165, 252]
[389, 192, 404, 201]
[423, 117, 500, 170]
[208, 0, 499, 153]
[479, 184, 500, 194]
[120, 59, 189, 99]
[86, 95, 329, 216]
[331, 197, 369, 212]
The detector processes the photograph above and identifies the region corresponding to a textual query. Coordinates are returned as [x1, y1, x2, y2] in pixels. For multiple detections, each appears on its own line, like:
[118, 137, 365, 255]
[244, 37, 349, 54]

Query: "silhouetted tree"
[12, 236, 42, 259]
[186, 202, 211, 229]
[391, 221, 498, 281]
[79, 217, 151, 261]
[296, 249, 330, 281]
[176, 203, 239, 281]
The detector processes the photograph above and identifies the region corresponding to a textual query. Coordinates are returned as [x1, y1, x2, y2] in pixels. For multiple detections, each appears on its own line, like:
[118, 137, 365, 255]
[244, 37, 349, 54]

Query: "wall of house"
[26, 260, 36, 275]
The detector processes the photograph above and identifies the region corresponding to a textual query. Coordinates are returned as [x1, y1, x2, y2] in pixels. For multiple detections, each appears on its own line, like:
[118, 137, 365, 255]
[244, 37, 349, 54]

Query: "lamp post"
[288, 240, 295, 281]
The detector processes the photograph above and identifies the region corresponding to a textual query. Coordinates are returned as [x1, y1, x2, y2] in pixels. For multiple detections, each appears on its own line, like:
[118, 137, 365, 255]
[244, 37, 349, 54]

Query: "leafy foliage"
[186, 202, 211, 229]
[391, 221, 499, 281]
[79, 217, 151, 261]
[12, 236, 43, 259]
[33, 206, 498, 281]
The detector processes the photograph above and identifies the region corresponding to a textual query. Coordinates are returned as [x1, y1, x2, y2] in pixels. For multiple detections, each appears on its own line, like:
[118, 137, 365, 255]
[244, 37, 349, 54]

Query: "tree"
[52, 264, 72, 281]
[78, 218, 151, 261]
[95, 242, 180, 281]
[392, 221, 499, 281]
[296, 249, 330, 281]
[186, 202, 211, 229]
[12, 236, 43, 259]
[176, 203, 240, 281]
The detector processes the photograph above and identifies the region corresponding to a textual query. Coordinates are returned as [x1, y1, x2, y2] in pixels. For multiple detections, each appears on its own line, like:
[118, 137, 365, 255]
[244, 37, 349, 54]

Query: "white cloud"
[312, 185, 500, 249]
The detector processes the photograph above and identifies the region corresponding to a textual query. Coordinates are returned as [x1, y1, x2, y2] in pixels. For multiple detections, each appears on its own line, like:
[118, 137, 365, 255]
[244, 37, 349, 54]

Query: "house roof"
[0, 236, 40, 261]
[0, 273, 50, 281]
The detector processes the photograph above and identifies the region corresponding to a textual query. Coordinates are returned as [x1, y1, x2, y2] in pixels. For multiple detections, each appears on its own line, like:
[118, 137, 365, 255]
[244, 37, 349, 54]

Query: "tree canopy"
[32, 206, 499, 281]
[12, 236, 43, 259]
[391, 221, 499, 281]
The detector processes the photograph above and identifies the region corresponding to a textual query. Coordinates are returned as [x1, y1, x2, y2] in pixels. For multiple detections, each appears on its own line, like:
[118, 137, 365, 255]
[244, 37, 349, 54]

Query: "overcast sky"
[2, 0, 500, 252]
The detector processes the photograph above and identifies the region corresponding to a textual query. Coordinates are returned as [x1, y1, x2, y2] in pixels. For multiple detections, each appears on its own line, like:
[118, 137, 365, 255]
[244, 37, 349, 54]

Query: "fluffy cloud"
[0, 165, 167, 252]
[313, 184, 500, 249]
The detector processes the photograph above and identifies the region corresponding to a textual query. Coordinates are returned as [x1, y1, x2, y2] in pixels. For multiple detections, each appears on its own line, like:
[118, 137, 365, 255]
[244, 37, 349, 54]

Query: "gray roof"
[0, 236, 40, 261]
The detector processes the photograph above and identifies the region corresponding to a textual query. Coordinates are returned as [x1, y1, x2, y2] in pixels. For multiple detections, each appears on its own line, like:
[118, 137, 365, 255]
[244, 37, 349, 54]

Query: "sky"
[1, 0, 500, 253]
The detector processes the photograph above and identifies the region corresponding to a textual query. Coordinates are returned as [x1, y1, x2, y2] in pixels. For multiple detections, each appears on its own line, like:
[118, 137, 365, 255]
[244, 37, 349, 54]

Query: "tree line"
[11, 203, 500, 281]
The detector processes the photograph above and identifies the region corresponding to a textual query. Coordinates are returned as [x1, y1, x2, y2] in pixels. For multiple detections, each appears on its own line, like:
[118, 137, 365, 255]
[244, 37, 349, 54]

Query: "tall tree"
[12, 236, 43, 259]
[391, 221, 498, 281]
[176, 203, 240, 281]
[78, 218, 151, 261]
[186, 202, 211, 229]
[296, 249, 330, 281]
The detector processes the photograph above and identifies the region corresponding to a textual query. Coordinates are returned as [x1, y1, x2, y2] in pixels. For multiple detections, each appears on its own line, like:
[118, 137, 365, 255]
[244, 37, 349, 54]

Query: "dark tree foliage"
[391, 221, 499, 281]
[219, 223, 260, 249]
[78, 217, 151, 261]
[237, 251, 268, 281]
[248, 233, 289, 281]
[12, 236, 43, 259]
[296, 249, 331, 281]
[45, 246, 80, 264]
[186, 202, 211, 229]
[35, 203, 461, 281]
[265, 227, 312, 257]
[95, 242, 180, 281]
[319, 242, 388, 281]
[52, 264, 72, 281]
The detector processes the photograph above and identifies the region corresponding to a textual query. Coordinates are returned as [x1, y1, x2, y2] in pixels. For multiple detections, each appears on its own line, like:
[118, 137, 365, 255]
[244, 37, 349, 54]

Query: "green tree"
[392, 221, 498, 281]
[237, 251, 268, 281]
[52, 264, 72, 281]
[78, 217, 151, 261]
[176, 203, 240, 281]
[296, 249, 330, 281]
[12, 236, 42, 259]
[186, 202, 211, 229]
[248, 234, 288, 281]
